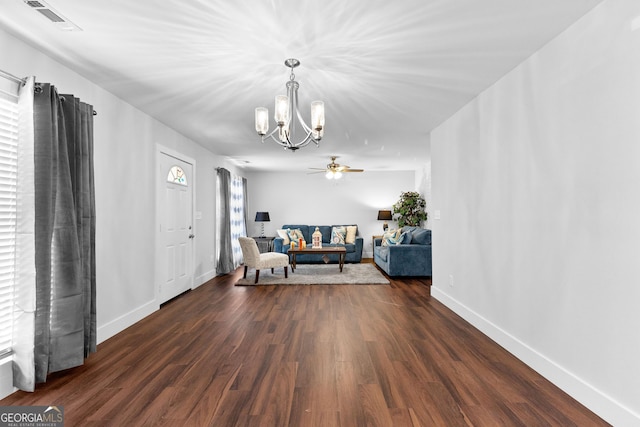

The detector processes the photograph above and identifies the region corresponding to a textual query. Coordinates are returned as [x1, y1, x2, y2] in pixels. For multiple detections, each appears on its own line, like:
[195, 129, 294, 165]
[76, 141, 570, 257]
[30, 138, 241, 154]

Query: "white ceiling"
[0, 0, 603, 173]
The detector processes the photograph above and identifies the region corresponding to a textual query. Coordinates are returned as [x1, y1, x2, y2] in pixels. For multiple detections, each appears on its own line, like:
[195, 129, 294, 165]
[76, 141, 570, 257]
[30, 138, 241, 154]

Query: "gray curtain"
[31, 83, 96, 384]
[61, 93, 96, 358]
[216, 168, 234, 274]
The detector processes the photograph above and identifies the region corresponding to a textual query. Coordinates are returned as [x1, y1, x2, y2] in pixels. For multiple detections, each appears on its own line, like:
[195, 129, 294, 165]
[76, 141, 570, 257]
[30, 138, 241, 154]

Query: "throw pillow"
[345, 225, 357, 244]
[411, 229, 430, 245]
[276, 229, 290, 245]
[330, 226, 346, 244]
[381, 229, 402, 246]
[398, 231, 411, 244]
[287, 228, 304, 243]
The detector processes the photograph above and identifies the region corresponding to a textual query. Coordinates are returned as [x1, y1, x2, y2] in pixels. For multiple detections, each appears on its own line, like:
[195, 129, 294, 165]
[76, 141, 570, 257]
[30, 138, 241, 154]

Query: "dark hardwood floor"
[1, 261, 609, 426]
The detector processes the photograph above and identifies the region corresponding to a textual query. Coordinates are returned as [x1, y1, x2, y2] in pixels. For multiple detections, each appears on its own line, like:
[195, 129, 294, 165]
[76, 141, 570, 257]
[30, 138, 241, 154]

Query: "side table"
[251, 236, 275, 253]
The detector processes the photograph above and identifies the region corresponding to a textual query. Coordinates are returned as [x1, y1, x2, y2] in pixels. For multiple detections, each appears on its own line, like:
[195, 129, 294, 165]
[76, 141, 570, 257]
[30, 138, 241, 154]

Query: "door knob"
[188, 234, 195, 239]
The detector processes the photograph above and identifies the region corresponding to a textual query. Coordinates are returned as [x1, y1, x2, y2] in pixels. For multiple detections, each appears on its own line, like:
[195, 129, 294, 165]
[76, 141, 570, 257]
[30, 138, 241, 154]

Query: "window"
[0, 86, 18, 357]
[167, 165, 187, 186]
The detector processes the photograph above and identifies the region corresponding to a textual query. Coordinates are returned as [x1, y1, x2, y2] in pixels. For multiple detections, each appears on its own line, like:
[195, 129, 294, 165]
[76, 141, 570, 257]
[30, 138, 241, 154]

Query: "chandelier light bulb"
[274, 95, 289, 126]
[311, 101, 325, 131]
[255, 107, 268, 135]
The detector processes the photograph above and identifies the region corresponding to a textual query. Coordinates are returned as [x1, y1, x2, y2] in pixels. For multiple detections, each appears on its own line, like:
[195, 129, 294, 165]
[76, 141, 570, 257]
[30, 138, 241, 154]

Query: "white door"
[157, 152, 194, 303]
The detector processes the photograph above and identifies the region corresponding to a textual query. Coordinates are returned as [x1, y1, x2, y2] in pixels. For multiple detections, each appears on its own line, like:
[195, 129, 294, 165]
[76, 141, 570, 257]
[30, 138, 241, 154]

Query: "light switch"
[434, 210, 441, 220]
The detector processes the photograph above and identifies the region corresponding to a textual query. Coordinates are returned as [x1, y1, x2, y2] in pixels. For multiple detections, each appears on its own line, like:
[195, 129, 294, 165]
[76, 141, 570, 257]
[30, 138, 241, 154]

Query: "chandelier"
[255, 59, 325, 151]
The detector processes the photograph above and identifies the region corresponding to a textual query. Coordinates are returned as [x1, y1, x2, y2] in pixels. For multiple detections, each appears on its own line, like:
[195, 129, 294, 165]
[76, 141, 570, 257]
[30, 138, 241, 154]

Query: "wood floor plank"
[0, 261, 610, 426]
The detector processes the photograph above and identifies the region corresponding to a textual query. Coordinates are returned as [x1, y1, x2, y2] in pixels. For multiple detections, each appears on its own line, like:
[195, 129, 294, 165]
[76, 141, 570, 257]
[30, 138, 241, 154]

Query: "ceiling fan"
[309, 156, 364, 179]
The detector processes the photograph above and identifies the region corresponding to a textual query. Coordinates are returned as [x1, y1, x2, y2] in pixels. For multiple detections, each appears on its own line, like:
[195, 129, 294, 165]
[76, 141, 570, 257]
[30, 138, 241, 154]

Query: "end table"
[251, 236, 275, 253]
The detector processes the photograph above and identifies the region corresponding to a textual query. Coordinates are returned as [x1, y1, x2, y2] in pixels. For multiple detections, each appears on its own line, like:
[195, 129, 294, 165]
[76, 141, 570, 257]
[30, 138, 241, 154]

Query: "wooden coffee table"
[287, 246, 347, 272]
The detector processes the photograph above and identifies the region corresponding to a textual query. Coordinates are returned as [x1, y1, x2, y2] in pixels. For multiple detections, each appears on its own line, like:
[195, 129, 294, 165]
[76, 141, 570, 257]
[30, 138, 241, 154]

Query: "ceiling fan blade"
[343, 169, 364, 172]
[308, 168, 327, 171]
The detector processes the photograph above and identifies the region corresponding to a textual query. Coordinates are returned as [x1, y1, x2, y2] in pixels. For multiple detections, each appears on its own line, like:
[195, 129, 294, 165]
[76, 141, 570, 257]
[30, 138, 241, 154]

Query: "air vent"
[37, 8, 64, 22]
[22, 0, 82, 31]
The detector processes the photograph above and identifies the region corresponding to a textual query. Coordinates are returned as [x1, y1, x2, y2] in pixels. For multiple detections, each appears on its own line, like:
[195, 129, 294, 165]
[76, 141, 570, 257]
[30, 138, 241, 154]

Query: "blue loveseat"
[273, 224, 363, 263]
[374, 227, 432, 277]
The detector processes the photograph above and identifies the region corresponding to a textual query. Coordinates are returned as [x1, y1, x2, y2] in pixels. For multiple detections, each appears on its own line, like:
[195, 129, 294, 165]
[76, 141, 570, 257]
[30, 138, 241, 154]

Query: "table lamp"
[255, 211, 270, 237]
[377, 210, 392, 231]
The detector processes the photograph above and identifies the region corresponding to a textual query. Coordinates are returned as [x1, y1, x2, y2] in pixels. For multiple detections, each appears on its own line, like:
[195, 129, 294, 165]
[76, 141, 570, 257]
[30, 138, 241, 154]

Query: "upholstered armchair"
[238, 237, 289, 283]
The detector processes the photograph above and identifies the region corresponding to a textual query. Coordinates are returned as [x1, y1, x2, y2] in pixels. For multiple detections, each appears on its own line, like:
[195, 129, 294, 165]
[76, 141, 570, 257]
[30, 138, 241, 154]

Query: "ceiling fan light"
[334, 171, 343, 179]
[325, 170, 334, 179]
[255, 107, 269, 135]
[274, 95, 289, 126]
[311, 101, 324, 131]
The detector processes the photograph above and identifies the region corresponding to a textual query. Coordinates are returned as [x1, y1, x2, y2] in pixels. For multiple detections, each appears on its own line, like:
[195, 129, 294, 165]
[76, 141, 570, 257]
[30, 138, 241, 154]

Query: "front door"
[157, 151, 194, 304]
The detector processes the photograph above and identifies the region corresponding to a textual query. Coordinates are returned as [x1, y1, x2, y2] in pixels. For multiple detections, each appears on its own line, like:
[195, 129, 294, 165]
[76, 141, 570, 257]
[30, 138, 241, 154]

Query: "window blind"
[0, 91, 18, 357]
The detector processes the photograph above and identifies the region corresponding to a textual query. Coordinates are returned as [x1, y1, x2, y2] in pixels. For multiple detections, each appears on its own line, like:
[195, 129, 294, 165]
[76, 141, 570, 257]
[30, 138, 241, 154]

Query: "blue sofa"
[273, 224, 363, 263]
[374, 227, 432, 277]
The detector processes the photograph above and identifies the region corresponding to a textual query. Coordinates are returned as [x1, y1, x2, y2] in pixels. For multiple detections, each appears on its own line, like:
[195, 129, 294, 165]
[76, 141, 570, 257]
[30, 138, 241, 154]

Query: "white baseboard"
[0, 356, 15, 400]
[0, 301, 160, 399]
[97, 300, 157, 345]
[195, 269, 216, 288]
[431, 286, 640, 427]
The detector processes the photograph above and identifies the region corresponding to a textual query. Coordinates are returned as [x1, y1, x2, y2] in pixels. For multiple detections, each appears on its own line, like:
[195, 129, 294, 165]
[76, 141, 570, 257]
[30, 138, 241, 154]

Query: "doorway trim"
[155, 144, 197, 307]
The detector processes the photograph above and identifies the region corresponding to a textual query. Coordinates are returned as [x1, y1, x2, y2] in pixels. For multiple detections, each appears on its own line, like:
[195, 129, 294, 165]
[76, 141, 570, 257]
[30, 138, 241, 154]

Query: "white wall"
[415, 135, 432, 229]
[244, 170, 416, 257]
[0, 29, 221, 346]
[431, 0, 640, 424]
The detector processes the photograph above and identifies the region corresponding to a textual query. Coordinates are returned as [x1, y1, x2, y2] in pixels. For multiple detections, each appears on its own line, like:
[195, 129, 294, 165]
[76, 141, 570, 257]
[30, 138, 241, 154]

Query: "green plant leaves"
[392, 191, 427, 227]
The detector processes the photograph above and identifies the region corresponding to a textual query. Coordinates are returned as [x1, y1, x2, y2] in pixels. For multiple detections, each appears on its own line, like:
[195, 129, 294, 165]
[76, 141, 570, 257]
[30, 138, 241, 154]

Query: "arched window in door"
[167, 165, 187, 186]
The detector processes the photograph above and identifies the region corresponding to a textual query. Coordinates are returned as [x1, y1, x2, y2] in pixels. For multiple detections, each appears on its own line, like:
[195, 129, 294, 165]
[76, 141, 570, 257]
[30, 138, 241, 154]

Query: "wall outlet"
[449, 274, 454, 287]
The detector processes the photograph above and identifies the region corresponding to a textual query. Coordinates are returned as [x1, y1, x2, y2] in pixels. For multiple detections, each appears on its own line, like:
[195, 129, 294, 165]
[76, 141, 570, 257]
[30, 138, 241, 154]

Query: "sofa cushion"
[399, 231, 412, 244]
[411, 228, 431, 245]
[402, 226, 419, 234]
[276, 229, 290, 245]
[330, 226, 346, 244]
[382, 229, 402, 246]
[345, 225, 357, 244]
[376, 246, 389, 262]
[287, 228, 305, 242]
[282, 225, 310, 242]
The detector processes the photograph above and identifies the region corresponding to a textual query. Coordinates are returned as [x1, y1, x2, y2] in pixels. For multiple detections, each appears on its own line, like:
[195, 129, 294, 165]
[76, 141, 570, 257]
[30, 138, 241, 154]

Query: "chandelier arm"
[266, 133, 315, 149]
[295, 108, 313, 134]
[263, 126, 279, 140]
[265, 132, 291, 148]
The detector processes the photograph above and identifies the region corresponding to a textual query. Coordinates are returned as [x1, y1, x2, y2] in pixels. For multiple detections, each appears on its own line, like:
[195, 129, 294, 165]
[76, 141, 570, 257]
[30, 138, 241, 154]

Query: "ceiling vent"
[23, 0, 82, 31]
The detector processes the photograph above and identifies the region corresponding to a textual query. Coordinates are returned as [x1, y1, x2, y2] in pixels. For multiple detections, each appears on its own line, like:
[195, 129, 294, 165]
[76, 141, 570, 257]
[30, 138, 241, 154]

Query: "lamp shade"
[255, 212, 270, 222]
[377, 210, 392, 221]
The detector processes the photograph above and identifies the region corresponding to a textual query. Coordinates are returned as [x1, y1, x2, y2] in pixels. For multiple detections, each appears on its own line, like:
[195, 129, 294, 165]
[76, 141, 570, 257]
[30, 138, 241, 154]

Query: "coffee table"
[287, 246, 347, 272]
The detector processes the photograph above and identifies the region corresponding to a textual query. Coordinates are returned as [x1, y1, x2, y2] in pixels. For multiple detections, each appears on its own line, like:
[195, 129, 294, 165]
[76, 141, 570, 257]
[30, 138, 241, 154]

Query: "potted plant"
[392, 191, 427, 227]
